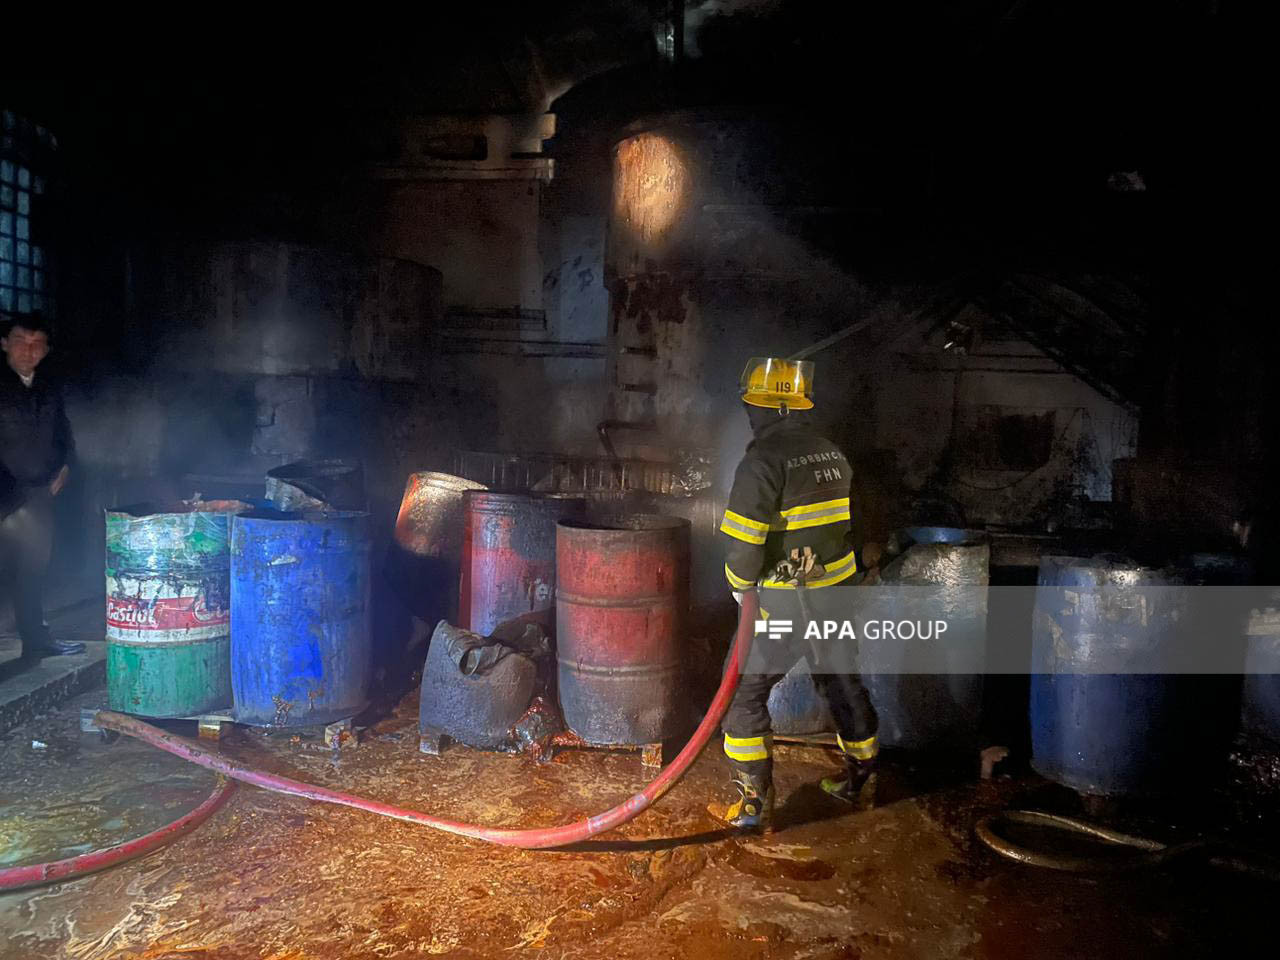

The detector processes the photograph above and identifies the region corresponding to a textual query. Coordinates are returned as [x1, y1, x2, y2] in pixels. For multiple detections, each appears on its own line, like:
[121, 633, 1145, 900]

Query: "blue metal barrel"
[861, 527, 989, 750]
[230, 509, 372, 726]
[1030, 555, 1200, 796]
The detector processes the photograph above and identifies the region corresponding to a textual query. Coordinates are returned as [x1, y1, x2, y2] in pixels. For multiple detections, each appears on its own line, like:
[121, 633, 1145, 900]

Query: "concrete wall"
[358, 180, 543, 313]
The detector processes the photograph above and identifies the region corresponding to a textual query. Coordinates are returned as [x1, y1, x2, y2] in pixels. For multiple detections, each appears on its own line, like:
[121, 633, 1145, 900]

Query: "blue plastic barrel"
[1030, 555, 1199, 796]
[230, 509, 372, 726]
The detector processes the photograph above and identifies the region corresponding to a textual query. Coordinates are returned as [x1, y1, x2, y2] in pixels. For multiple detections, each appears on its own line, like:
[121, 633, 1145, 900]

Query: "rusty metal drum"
[556, 515, 689, 745]
[459, 492, 585, 638]
[387, 472, 487, 623]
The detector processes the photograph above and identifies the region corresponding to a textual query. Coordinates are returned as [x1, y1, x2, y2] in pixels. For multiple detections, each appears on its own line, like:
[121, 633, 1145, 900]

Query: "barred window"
[0, 110, 54, 316]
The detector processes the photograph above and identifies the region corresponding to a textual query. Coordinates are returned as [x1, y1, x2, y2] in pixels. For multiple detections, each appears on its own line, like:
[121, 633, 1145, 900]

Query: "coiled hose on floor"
[90, 591, 760, 851]
[976, 809, 1280, 882]
[0, 778, 236, 892]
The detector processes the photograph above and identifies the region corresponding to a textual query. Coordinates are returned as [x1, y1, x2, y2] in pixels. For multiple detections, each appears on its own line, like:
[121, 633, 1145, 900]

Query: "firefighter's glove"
[774, 546, 820, 585]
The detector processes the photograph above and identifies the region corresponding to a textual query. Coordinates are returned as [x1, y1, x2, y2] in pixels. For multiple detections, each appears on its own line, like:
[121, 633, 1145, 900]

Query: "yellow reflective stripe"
[723, 509, 770, 532]
[784, 510, 851, 531]
[803, 549, 858, 587]
[760, 550, 858, 589]
[720, 522, 767, 545]
[720, 510, 769, 545]
[780, 497, 850, 518]
[723, 733, 772, 762]
[837, 733, 878, 760]
[780, 498, 850, 531]
[724, 564, 756, 590]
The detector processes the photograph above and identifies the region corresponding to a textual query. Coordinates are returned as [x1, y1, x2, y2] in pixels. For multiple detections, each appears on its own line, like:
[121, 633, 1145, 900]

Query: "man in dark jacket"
[0, 313, 83, 659]
[709, 357, 878, 832]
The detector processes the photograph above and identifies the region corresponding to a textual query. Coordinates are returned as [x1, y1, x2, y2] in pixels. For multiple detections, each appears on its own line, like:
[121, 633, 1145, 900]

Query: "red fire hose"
[0, 777, 236, 892]
[89, 591, 759, 850]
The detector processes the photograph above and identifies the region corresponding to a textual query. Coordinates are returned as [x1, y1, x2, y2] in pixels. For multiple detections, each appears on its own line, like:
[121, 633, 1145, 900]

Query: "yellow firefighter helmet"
[739, 357, 814, 410]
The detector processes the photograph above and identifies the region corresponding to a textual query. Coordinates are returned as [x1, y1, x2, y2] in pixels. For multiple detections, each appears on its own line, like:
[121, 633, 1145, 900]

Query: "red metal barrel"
[460, 493, 585, 638]
[556, 515, 689, 745]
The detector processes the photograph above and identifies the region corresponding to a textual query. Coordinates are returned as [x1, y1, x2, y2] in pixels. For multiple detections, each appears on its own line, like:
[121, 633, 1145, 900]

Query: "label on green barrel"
[106, 573, 229, 641]
[105, 506, 236, 645]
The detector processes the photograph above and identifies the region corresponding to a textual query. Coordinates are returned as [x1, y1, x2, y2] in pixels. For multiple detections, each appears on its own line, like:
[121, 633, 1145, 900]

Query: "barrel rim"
[266, 458, 362, 482]
[107, 500, 250, 518]
[1038, 553, 1170, 575]
[464, 490, 588, 507]
[233, 508, 371, 523]
[900, 526, 990, 546]
[405, 471, 488, 495]
[558, 513, 691, 534]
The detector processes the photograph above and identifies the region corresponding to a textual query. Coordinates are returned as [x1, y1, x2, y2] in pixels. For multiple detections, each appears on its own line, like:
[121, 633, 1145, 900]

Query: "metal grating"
[450, 450, 703, 497]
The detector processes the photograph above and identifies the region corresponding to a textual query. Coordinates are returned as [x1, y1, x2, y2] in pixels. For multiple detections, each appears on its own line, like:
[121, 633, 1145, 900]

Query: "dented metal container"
[767, 659, 834, 736]
[418, 621, 538, 753]
[556, 515, 689, 745]
[105, 500, 247, 717]
[862, 527, 990, 750]
[387, 471, 487, 623]
[230, 509, 372, 726]
[459, 492, 585, 637]
[1243, 602, 1280, 745]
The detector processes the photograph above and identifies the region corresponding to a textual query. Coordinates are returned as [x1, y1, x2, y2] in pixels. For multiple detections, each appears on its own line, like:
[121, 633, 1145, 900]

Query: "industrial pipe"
[94, 591, 759, 850]
[0, 777, 236, 892]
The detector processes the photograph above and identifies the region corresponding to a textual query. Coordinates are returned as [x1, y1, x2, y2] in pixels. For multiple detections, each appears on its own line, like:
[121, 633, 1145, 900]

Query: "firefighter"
[709, 357, 878, 832]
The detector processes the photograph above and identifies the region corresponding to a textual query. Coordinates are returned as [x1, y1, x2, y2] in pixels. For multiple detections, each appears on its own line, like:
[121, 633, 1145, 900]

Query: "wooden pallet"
[419, 726, 667, 770]
[81, 707, 356, 747]
[537, 731, 668, 769]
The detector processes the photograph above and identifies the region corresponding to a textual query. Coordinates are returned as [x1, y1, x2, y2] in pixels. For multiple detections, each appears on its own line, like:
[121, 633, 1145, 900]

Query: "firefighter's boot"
[820, 755, 876, 803]
[708, 766, 775, 832]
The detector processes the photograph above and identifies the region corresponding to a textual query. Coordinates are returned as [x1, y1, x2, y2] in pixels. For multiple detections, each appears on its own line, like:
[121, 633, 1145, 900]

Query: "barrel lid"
[899, 526, 989, 546]
[407, 472, 487, 494]
[265, 458, 361, 480]
[236, 507, 369, 519]
[559, 513, 690, 532]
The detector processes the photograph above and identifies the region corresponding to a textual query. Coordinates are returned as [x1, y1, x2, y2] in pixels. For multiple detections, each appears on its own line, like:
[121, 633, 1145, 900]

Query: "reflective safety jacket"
[720, 416, 856, 591]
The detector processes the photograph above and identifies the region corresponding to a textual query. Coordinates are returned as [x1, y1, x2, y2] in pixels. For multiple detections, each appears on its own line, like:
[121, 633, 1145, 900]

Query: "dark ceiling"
[1, 1, 1265, 319]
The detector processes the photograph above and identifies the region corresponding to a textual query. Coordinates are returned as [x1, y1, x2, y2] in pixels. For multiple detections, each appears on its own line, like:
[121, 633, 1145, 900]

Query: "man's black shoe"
[25, 639, 86, 657]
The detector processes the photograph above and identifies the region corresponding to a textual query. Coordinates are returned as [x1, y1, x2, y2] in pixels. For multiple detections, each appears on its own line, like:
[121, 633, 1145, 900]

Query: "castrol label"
[106, 574, 229, 643]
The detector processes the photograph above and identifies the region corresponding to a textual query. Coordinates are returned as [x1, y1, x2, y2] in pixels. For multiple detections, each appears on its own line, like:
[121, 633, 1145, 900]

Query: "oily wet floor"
[1, 688, 1278, 960]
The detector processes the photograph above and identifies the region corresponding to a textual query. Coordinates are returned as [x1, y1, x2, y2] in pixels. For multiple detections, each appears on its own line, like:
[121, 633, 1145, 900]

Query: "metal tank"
[1030, 555, 1202, 796]
[860, 527, 990, 750]
[459, 492, 585, 638]
[767, 659, 835, 736]
[1243, 601, 1280, 744]
[556, 515, 689, 745]
[230, 509, 372, 726]
[386, 472, 487, 624]
[105, 500, 247, 717]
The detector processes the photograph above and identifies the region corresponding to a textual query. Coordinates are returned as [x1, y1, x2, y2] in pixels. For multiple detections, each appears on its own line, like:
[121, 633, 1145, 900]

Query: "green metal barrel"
[105, 501, 247, 717]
